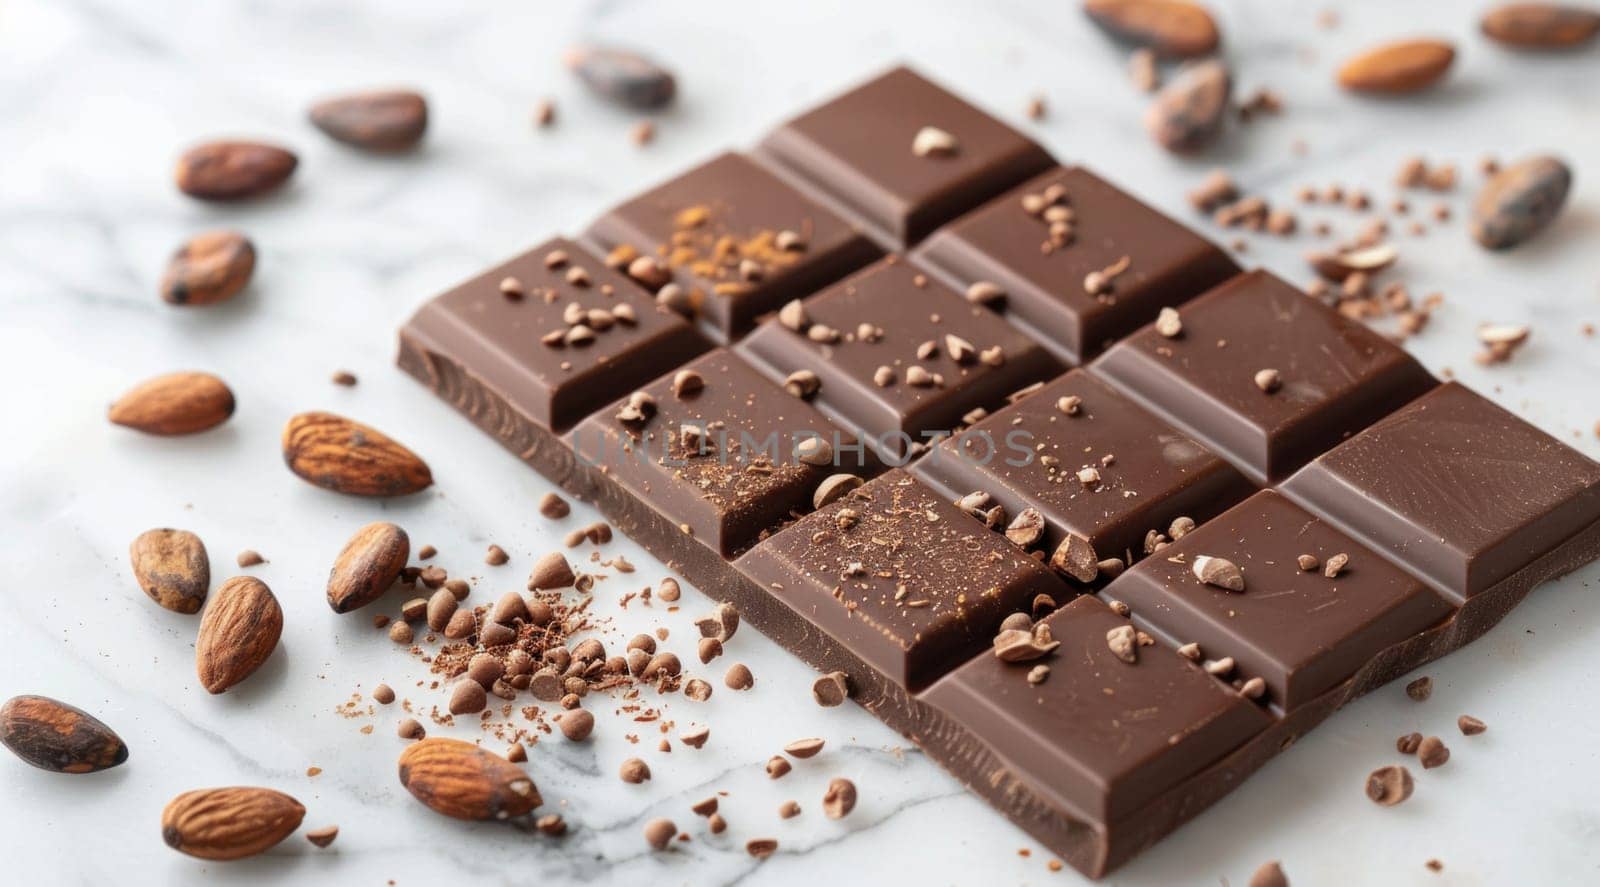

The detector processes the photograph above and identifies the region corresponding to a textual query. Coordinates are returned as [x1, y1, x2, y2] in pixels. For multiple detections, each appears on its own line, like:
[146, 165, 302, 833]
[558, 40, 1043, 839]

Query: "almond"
[161, 786, 305, 860]
[196, 576, 283, 694]
[397, 737, 542, 820]
[160, 231, 256, 306]
[174, 141, 298, 201]
[1337, 39, 1456, 94]
[1307, 242, 1399, 282]
[130, 528, 211, 614]
[1144, 59, 1232, 153]
[326, 521, 410, 613]
[1481, 4, 1600, 49]
[108, 371, 235, 436]
[309, 89, 429, 152]
[0, 695, 129, 773]
[1470, 155, 1572, 250]
[282, 411, 433, 497]
[1083, 0, 1222, 58]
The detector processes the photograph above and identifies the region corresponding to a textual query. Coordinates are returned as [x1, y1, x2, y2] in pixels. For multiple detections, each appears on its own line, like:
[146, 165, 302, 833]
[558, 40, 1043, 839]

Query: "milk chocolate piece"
[1094, 269, 1437, 483]
[914, 166, 1238, 363]
[755, 66, 1055, 248]
[569, 349, 878, 558]
[914, 369, 1253, 568]
[396, 235, 710, 429]
[584, 152, 879, 342]
[738, 258, 1061, 462]
[923, 595, 1269, 822]
[1105, 490, 1454, 711]
[1282, 382, 1600, 602]
[737, 471, 1066, 691]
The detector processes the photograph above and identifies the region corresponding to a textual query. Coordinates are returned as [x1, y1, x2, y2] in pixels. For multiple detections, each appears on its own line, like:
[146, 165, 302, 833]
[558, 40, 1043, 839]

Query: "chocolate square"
[755, 66, 1055, 248]
[1093, 269, 1437, 484]
[584, 151, 880, 343]
[398, 236, 710, 432]
[914, 166, 1239, 364]
[1282, 382, 1600, 602]
[914, 369, 1254, 573]
[1103, 490, 1454, 712]
[737, 257, 1061, 462]
[922, 595, 1269, 824]
[735, 471, 1068, 691]
[568, 349, 879, 559]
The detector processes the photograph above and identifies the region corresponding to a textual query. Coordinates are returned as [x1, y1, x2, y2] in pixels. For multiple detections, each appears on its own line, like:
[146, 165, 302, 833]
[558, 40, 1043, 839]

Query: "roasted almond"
[196, 576, 283, 694]
[1307, 242, 1399, 282]
[326, 521, 410, 613]
[309, 89, 429, 152]
[0, 695, 129, 773]
[1144, 59, 1231, 153]
[130, 528, 211, 614]
[1083, 0, 1222, 58]
[282, 411, 433, 497]
[563, 45, 677, 109]
[108, 371, 235, 436]
[1337, 39, 1455, 94]
[1481, 4, 1600, 49]
[1471, 155, 1572, 250]
[160, 230, 256, 306]
[397, 737, 542, 820]
[161, 786, 305, 860]
[174, 141, 297, 201]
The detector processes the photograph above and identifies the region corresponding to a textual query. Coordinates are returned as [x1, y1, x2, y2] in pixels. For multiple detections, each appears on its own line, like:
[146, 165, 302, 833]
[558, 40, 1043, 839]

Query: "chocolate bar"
[398, 65, 1600, 879]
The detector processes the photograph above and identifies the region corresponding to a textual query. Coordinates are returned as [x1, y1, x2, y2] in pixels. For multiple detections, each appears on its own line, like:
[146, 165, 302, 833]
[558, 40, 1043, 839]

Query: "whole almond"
[1083, 0, 1221, 58]
[326, 522, 410, 613]
[108, 372, 235, 436]
[282, 411, 433, 497]
[161, 786, 305, 860]
[563, 45, 676, 109]
[1144, 59, 1232, 153]
[397, 737, 542, 820]
[160, 230, 256, 306]
[196, 576, 283, 694]
[130, 528, 211, 614]
[1338, 40, 1456, 94]
[0, 695, 129, 773]
[1482, 4, 1600, 49]
[175, 141, 298, 201]
[309, 89, 429, 152]
[1470, 155, 1572, 250]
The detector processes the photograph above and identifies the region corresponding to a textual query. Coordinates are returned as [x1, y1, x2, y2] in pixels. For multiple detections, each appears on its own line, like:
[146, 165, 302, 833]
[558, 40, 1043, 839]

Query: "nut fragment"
[812, 671, 850, 707]
[822, 778, 857, 819]
[1192, 555, 1245, 591]
[1105, 625, 1139, 664]
[1458, 714, 1487, 736]
[813, 473, 864, 509]
[911, 125, 960, 158]
[1365, 764, 1414, 806]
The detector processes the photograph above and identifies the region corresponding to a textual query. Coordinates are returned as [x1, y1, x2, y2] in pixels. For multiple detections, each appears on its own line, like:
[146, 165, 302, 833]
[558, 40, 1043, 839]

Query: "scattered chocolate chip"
[448, 680, 486, 715]
[485, 544, 509, 566]
[642, 817, 676, 850]
[620, 757, 651, 784]
[812, 671, 850, 706]
[766, 756, 792, 779]
[684, 678, 713, 702]
[1406, 676, 1433, 701]
[372, 683, 395, 705]
[388, 621, 414, 645]
[539, 492, 571, 519]
[528, 552, 576, 590]
[397, 718, 425, 740]
[778, 800, 801, 819]
[725, 663, 755, 690]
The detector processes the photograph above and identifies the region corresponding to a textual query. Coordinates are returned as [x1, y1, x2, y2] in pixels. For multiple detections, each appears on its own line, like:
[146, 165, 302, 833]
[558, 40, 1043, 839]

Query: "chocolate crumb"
[331, 370, 358, 387]
[643, 817, 675, 850]
[397, 718, 424, 740]
[680, 725, 710, 749]
[236, 549, 265, 568]
[778, 800, 801, 819]
[485, 544, 509, 566]
[708, 813, 727, 833]
[725, 663, 754, 690]
[372, 683, 395, 705]
[539, 492, 570, 519]
[620, 757, 651, 784]
[766, 756, 792, 779]
[813, 671, 850, 706]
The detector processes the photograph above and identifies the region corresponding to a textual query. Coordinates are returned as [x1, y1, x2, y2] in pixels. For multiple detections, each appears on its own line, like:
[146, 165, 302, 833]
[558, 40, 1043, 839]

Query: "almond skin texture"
[108, 372, 235, 436]
[0, 695, 129, 773]
[1083, 0, 1221, 58]
[1471, 155, 1572, 249]
[282, 412, 433, 497]
[196, 576, 283, 694]
[161, 787, 305, 860]
[1482, 4, 1600, 49]
[175, 141, 297, 201]
[1144, 59, 1232, 153]
[130, 528, 211, 614]
[397, 737, 542, 821]
[1338, 40, 1456, 94]
[160, 231, 256, 306]
[310, 89, 428, 152]
[327, 521, 410, 613]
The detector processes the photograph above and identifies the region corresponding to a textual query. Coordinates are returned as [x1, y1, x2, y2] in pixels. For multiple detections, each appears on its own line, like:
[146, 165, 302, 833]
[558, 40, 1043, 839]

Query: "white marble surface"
[3, 0, 1599, 884]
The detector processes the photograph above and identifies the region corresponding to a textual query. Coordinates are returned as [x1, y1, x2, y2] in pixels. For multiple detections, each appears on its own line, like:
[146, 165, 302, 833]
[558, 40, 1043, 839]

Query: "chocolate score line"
[568, 424, 1039, 471]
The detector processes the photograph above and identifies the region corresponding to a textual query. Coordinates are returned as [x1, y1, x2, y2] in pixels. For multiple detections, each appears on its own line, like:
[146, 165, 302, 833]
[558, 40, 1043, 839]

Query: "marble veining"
[2, 0, 1598, 884]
